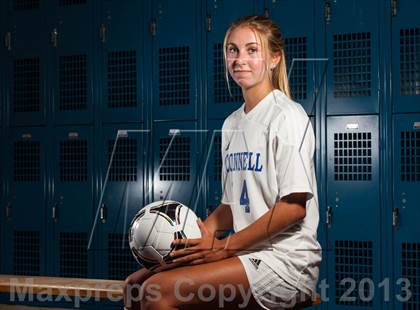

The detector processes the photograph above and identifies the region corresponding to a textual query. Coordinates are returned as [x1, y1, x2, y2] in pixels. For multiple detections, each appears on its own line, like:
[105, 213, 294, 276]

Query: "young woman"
[124, 15, 321, 310]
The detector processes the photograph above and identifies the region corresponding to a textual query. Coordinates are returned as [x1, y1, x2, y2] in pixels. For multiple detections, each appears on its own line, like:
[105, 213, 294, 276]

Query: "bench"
[292, 293, 321, 309]
[0, 275, 320, 308]
[0, 274, 124, 307]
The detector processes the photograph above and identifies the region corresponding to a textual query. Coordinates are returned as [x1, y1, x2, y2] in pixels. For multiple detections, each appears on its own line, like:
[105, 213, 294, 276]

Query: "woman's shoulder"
[269, 90, 309, 126]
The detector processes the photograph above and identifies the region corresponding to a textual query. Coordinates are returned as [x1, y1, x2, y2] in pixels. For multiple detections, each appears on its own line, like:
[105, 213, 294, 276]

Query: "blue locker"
[3, 127, 47, 276]
[7, 2, 49, 126]
[325, 0, 379, 115]
[0, 0, 6, 274]
[50, 126, 94, 278]
[310, 115, 328, 301]
[152, 0, 201, 120]
[153, 121, 205, 218]
[391, 0, 420, 113]
[97, 123, 144, 279]
[269, 0, 318, 116]
[326, 115, 381, 308]
[206, 119, 224, 214]
[205, 0, 261, 120]
[392, 114, 420, 310]
[51, 1, 95, 125]
[98, 1, 145, 123]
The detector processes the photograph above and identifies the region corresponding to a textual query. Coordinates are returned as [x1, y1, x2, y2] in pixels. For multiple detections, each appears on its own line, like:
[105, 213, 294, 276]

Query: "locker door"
[152, 0, 201, 120]
[392, 114, 420, 310]
[269, 0, 317, 116]
[206, 0, 260, 120]
[153, 121, 204, 218]
[326, 115, 381, 308]
[99, 1, 145, 123]
[0, 0, 6, 274]
[391, 0, 420, 113]
[325, 0, 380, 115]
[52, 1, 95, 125]
[50, 126, 94, 278]
[206, 119, 224, 214]
[310, 115, 328, 298]
[3, 127, 47, 276]
[98, 123, 144, 279]
[7, 2, 48, 126]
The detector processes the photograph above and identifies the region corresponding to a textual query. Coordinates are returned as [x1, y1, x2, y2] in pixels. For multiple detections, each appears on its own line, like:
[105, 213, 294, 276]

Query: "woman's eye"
[228, 47, 238, 54]
[248, 48, 257, 53]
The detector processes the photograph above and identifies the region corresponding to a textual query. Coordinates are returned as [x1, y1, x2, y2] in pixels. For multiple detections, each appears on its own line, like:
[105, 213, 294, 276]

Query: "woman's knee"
[124, 268, 152, 307]
[125, 268, 152, 287]
[140, 273, 173, 306]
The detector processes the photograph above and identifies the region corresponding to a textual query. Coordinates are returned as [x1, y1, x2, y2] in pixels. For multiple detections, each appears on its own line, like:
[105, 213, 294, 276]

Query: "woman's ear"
[270, 52, 281, 68]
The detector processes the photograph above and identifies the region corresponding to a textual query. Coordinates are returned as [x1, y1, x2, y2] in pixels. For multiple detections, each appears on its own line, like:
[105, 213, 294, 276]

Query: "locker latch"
[99, 23, 107, 44]
[52, 203, 59, 223]
[100, 203, 107, 224]
[206, 15, 212, 32]
[50, 28, 58, 48]
[4, 32, 11, 51]
[391, 0, 398, 17]
[324, 2, 332, 24]
[5, 202, 12, 220]
[326, 206, 332, 227]
[150, 20, 156, 37]
[263, 8, 269, 18]
[392, 208, 399, 228]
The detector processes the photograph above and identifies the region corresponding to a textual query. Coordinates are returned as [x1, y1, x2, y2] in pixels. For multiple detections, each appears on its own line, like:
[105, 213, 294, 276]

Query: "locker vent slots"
[108, 139, 137, 182]
[334, 132, 372, 181]
[285, 36, 307, 100]
[333, 32, 371, 97]
[14, 231, 40, 275]
[159, 136, 191, 181]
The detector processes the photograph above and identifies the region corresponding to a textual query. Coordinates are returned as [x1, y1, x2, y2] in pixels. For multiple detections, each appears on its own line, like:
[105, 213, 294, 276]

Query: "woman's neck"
[243, 83, 274, 114]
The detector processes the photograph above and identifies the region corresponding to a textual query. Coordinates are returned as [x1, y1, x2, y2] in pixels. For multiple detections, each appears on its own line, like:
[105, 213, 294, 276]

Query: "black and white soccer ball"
[129, 200, 201, 270]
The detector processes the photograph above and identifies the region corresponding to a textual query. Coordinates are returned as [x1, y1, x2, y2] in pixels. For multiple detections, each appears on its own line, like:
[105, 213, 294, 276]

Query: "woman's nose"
[234, 50, 247, 65]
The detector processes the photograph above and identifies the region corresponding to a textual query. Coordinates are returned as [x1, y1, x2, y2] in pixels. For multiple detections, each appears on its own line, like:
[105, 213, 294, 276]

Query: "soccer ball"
[128, 200, 202, 270]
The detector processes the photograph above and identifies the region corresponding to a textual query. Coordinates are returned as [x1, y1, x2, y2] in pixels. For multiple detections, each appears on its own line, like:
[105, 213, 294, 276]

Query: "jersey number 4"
[240, 180, 250, 213]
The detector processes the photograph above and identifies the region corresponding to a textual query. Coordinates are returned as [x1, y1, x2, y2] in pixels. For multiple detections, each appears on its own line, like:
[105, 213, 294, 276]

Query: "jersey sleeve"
[273, 107, 315, 201]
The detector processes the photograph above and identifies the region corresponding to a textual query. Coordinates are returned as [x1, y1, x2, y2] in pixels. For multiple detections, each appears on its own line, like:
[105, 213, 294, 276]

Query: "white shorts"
[238, 253, 310, 310]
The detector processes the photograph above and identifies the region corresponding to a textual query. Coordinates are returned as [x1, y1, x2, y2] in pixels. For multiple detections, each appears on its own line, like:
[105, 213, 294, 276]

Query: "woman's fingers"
[171, 250, 209, 264]
[170, 245, 199, 258]
[172, 238, 201, 247]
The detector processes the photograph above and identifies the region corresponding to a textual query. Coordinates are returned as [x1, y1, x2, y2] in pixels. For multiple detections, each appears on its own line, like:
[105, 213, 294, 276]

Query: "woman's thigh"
[141, 256, 261, 309]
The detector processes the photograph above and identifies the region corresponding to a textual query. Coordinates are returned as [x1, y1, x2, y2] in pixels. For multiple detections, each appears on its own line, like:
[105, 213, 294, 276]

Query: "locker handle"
[205, 15, 211, 32]
[52, 203, 59, 223]
[50, 28, 58, 48]
[391, 0, 398, 17]
[5, 202, 12, 220]
[326, 206, 332, 227]
[4, 32, 11, 51]
[99, 23, 106, 44]
[392, 208, 399, 228]
[100, 203, 107, 223]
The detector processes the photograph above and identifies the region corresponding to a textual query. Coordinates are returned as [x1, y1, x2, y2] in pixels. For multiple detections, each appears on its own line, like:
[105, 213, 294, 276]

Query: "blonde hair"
[223, 15, 292, 99]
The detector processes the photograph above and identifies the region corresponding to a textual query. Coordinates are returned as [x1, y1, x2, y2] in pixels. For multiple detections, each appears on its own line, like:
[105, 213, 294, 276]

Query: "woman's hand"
[169, 219, 234, 265]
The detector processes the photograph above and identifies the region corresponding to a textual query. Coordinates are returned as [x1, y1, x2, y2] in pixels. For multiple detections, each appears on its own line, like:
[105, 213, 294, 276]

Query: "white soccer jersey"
[221, 89, 322, 295]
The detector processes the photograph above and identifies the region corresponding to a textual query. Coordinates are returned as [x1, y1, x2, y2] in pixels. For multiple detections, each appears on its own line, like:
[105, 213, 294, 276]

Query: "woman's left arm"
[170, 192, 308, 264]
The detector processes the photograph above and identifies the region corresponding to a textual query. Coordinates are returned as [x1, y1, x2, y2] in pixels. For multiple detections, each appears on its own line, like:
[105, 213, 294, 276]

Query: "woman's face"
[226, 26, 270, 90]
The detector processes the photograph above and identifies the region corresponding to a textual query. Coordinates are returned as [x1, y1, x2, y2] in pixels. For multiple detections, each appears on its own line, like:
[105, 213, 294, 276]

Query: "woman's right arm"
[203, 203, 233, 239]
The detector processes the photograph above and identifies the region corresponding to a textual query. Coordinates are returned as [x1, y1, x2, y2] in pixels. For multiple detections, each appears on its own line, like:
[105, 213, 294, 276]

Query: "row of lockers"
[0, 113, 419, 309]
[0, 0, 420, 128]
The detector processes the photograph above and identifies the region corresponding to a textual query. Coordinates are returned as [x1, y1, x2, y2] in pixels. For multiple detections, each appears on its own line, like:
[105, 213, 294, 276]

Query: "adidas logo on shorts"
[249, 258, 261, 270]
